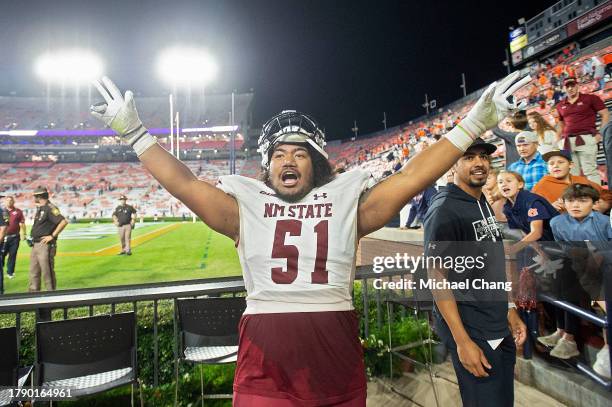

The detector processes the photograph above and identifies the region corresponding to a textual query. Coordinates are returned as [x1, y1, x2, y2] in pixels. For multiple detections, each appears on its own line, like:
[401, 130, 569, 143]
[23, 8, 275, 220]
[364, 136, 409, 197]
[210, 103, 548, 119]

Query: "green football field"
[5, 221, 241, 294]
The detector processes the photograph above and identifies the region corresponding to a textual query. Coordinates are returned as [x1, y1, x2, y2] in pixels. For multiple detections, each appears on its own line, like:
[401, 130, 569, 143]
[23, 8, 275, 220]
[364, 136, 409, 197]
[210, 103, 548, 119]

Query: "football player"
[91, 72, 529, 406]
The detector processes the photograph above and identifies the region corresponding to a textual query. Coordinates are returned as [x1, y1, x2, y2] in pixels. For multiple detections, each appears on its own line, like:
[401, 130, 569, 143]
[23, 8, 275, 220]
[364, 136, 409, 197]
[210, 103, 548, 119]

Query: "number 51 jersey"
[217, 169, 372, 315]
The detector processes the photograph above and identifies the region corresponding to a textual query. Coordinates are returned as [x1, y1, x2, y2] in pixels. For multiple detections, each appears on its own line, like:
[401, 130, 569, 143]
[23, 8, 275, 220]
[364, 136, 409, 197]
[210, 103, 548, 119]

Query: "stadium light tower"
[34, 49, 104, 85]
[156, 46, 218, 86]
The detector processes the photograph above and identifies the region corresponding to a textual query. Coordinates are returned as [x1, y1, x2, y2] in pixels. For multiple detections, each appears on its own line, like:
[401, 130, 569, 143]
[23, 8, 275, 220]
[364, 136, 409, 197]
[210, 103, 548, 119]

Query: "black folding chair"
[0, 327, 32, 406]
[35, 312, 142, 406]
[174, 297, 246, 406]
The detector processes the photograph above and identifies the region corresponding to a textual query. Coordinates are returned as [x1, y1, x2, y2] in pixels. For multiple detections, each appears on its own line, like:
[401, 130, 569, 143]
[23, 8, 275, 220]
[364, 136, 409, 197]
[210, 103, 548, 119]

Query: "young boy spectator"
[508, 131, 548, 191]
[532, 150, 612, 213]
[541, 184, 612, 368]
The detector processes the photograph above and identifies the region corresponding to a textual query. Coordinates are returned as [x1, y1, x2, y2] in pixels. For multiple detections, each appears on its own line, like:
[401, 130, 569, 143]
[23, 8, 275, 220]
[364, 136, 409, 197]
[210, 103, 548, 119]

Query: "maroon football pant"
[233, 310, 367, 406]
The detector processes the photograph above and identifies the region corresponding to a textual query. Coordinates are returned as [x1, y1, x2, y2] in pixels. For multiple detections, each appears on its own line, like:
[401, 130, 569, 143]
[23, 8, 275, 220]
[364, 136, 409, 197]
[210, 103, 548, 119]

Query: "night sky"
[0, 0, 558, 139]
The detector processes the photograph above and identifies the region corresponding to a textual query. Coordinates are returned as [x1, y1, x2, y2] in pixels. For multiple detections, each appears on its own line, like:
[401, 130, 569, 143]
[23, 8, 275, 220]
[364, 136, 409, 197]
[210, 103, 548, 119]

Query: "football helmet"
[258, 110, 327, 167]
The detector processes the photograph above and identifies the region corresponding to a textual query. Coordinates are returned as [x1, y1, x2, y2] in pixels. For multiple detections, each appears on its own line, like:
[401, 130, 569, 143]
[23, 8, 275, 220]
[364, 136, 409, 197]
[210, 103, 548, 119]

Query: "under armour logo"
[313, 193, 328, 200]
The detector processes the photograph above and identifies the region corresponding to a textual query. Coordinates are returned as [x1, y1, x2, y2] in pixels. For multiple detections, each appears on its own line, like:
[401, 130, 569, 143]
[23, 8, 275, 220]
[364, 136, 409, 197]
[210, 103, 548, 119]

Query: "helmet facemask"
[258, 110, 327, 168]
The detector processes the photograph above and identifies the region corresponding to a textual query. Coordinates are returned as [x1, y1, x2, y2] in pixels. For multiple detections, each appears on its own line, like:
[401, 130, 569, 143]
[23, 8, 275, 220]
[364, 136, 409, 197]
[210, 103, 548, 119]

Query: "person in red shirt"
[532, 150, 612, 213]
[1, 196, 26, 280]
[555, 77, 609, 184]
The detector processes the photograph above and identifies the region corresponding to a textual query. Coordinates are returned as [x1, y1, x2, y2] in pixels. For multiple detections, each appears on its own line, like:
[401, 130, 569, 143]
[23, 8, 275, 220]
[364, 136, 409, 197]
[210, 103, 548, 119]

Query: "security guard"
[112, 195, 136, 255]
[29, 187, 67, 292]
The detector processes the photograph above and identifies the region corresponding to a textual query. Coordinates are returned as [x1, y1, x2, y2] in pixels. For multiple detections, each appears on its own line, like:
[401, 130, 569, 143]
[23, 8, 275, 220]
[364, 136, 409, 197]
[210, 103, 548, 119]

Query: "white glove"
[90, 77, 157, 156]
[530, 254, 563, 278]
[446, 71, 531, 151]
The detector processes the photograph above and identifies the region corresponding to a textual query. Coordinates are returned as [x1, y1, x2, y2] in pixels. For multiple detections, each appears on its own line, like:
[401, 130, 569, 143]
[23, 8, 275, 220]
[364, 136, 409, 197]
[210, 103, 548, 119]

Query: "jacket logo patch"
[528, 208, 539, 217]
[472, 216, 503, 241]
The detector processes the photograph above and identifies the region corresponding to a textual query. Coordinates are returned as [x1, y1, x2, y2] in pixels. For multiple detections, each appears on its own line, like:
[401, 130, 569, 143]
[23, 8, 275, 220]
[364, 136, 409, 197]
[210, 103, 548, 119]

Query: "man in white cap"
[508, 130, 548, 190]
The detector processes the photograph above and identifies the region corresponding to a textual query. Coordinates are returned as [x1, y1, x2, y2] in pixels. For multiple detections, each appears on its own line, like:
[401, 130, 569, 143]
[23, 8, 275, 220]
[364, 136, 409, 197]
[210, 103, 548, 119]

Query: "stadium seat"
[173, 296, 246, 406]
[35, 312, 142, 406]
[0, 327, 33, 406]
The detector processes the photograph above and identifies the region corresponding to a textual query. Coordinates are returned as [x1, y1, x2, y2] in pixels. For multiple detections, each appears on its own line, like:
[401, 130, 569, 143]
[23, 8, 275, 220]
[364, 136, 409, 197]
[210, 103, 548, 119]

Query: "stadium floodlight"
[156, 46, 217, 86]
[34, 49, 104, 85]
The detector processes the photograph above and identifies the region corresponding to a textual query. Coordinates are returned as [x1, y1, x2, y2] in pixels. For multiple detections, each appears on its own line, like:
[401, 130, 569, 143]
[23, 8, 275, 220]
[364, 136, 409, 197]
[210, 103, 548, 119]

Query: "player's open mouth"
[501, 187, 511, 195]
[471, 169, 486, 176]
[281, 170, 299, 187]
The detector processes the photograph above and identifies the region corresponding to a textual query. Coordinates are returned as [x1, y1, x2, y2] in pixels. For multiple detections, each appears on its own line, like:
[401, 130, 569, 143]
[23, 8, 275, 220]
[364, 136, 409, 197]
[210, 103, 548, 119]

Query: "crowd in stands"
[0, 160, 244, 219]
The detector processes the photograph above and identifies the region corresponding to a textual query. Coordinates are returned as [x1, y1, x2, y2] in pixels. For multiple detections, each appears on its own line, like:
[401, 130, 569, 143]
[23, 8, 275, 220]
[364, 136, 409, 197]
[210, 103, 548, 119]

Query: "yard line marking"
[58, 223, 182, 257]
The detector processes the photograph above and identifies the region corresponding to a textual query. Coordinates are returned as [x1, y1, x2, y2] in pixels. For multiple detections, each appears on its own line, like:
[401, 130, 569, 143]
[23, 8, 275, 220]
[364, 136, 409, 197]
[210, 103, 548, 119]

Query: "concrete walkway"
[366, 360, 566, 407]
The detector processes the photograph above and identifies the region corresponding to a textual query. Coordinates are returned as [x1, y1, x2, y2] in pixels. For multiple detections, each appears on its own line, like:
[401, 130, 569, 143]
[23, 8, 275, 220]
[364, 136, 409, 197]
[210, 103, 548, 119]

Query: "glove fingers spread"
[516, 99, 528, 111]
[93, 79, 113, 104]
[102, 76, 123, 101]
[503, 74, 532, 99]
[90, 110, 104, 120]
[125, 90, 134, 105]
[90, 102, 107, 113]
[481, 81, 497, 103]
[495, 71, 520, 95]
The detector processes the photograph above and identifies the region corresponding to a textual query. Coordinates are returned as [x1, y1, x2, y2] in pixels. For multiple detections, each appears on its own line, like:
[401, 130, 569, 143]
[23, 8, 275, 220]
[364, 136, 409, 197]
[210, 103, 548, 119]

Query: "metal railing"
[0, 268, 412, 389]
[1, 264, 608, 394]
[538, 293, 612, 390]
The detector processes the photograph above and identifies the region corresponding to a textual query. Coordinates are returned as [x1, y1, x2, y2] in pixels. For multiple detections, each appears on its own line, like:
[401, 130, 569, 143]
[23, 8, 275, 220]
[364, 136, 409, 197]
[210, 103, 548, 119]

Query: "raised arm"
[138, 146, 239, 239]
[358, 71, 531, 237]
[90, 77, 239, 241]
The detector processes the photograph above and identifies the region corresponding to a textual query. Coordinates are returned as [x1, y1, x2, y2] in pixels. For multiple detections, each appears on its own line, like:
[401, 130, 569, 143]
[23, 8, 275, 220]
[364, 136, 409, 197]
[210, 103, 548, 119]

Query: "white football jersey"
[217, 169, 372, 314]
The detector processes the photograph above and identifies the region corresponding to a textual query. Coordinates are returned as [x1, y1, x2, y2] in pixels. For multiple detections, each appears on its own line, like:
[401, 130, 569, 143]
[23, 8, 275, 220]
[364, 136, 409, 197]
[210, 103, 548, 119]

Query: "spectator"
[402, 185, 437, 229]
[508, 131, 548, 190]
[527, 111, 558, 153]
[491, 111, 531, 166]
[591, 56, 606, 91]
[604, 52, 612, 78]
[533, 150, 612, 213]
[555, 77, 609, 184]
[498, 170, 559, 357]
[498, 170, 558, 249]
[602, 121, 612, 189]
[541, 184, 612, 364]
[483, 168, 507, 222]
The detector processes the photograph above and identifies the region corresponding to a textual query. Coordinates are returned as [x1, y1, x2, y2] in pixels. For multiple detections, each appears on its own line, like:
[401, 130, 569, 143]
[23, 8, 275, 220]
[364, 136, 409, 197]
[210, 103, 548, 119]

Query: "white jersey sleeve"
[217, 169, 371, 314]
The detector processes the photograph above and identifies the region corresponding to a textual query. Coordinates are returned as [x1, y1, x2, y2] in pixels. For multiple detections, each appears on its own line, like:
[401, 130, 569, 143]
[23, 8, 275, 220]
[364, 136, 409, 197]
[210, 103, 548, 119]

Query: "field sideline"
[4, 221, 241, 294]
